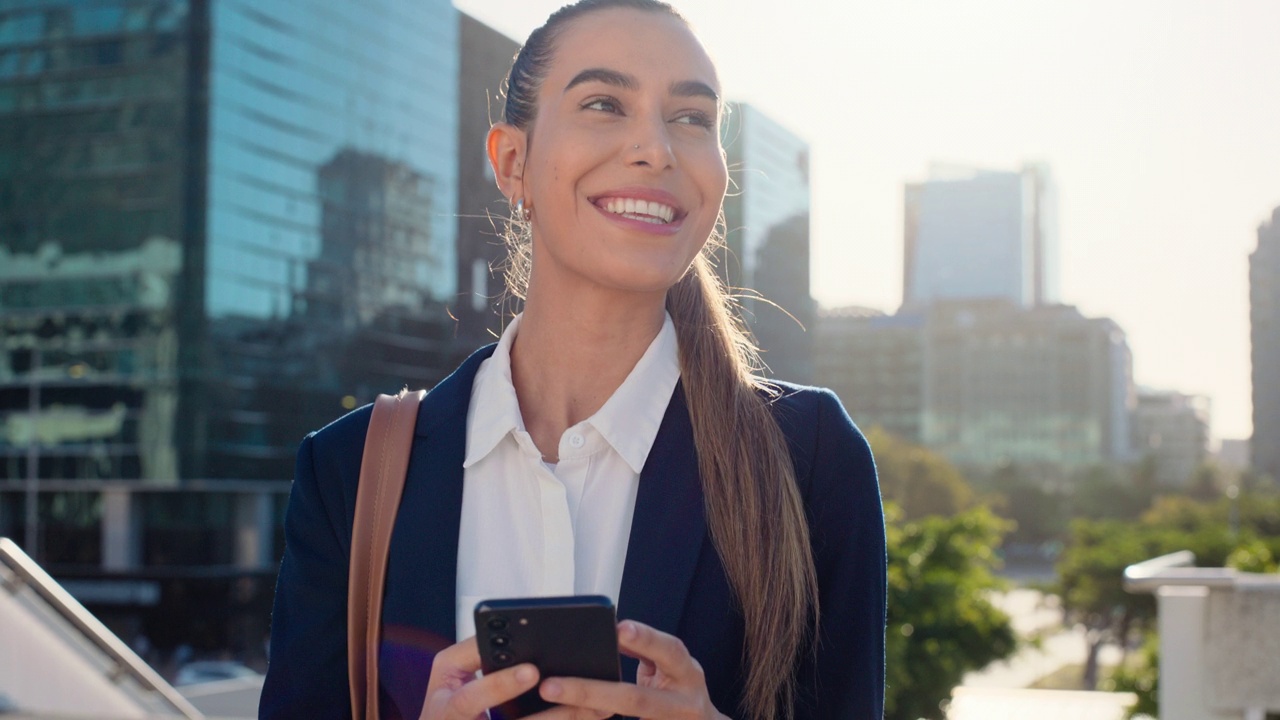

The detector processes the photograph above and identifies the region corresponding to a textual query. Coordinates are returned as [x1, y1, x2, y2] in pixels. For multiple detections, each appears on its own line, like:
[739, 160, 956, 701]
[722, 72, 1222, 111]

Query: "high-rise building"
[903, 164, 1058, 309]
[923, 299, 1131, 468]
[1132, 388, 1211, 487]
[815, 298, 1134, 469]
[0, 0, 461, 485]
[1251, 205, 1280, 482]
[721, 103, 814, 383]
[455, 13, 519, 343]
[814, 307, 925, 443]
[0, 0, 463, 658]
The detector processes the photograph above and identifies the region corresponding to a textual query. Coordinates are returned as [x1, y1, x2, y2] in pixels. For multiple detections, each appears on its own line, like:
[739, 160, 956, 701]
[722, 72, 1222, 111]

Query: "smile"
[595, 197, 677, 224]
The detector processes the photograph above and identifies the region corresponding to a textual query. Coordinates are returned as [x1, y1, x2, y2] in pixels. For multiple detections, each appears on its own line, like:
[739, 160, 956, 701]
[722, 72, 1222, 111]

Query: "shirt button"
[568, 433, 585, 449]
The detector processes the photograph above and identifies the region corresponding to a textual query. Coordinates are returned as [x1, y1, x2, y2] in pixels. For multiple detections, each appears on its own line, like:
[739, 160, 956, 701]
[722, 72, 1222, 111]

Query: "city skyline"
[456, 0, 1280, 441]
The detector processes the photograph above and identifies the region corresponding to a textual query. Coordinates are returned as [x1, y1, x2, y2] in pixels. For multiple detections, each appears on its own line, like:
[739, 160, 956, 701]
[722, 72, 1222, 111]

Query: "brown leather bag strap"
[348, 389, 425, 720]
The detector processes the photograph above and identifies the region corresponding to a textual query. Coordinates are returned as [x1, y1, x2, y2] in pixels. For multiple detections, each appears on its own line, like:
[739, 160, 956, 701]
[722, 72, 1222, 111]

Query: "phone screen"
[474, 595, 621, 718]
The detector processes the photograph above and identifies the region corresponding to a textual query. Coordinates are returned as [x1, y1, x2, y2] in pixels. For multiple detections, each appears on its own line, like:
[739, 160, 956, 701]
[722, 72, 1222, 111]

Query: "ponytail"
[666, 252, 818, 720]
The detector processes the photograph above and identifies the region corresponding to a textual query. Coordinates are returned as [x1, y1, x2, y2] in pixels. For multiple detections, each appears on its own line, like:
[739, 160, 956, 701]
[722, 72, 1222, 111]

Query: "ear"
[487, 122, 527, 203]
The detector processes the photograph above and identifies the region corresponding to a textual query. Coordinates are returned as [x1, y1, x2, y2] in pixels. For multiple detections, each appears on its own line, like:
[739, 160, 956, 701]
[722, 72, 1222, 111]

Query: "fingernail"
[620, 620, 638, 639]
[516, 665, 537, 683]
[542, 679, 562, 698]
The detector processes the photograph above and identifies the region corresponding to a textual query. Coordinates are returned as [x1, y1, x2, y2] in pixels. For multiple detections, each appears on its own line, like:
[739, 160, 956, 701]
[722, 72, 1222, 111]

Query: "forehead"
[545, 8, 719, 92]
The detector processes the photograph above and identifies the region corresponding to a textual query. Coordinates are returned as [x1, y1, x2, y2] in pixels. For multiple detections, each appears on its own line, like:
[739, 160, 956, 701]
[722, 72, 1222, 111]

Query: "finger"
[616, 620, 701, 679]
[432, 635, 483, 676]
[445, 663, 539, 718]
[540, 676, 680, 718]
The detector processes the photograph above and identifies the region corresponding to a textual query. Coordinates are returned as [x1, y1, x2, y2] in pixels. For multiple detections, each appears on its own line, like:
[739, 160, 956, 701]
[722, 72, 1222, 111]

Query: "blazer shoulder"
[309, 402, 375, 452]
[765, 382, 876, 497]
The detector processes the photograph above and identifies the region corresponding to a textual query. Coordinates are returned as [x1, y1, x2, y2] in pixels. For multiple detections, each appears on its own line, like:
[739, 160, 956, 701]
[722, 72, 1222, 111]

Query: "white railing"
[0, 537, 203, 719]
[1124, 551, 1280, 720]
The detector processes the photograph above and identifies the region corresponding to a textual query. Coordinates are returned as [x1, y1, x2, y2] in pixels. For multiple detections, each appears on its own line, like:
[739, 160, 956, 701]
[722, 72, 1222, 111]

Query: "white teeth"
[601, 197, 675, 223]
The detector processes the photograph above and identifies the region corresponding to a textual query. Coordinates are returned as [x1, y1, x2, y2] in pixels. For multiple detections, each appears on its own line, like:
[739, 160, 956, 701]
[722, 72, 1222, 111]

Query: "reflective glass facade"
[204, 0, 457, 320]
[721, 103, 814, 382]
[193, 0, 461, 480]
[902, 164, 1059, 309]
[2, 0, 462, 482]
[1, 0, 192, 482]
[0, 0, 467, 665]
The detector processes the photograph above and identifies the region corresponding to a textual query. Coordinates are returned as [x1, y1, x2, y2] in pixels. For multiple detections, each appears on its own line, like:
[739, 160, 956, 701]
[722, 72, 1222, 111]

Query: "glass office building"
[0, 0, 462, 659]
[721, 103, 814, 382]
[902, 163, 1059, 310]
[1, 0, 460, 486]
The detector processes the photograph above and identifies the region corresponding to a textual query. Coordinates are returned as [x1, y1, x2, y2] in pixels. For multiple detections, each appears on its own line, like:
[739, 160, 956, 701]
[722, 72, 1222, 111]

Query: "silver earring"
[515, 198, 528, 220]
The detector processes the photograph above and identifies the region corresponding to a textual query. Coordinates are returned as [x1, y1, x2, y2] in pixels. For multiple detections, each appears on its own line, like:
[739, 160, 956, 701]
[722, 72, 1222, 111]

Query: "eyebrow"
[564, 67, 720, 103]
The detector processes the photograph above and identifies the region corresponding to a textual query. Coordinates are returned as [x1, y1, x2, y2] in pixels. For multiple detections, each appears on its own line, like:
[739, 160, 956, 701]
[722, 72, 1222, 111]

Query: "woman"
[260, 1, 885, 719]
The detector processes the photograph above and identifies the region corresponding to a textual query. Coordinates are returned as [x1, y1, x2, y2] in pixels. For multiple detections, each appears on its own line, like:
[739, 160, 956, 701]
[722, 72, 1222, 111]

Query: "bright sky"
[454, 0, 1280, 441]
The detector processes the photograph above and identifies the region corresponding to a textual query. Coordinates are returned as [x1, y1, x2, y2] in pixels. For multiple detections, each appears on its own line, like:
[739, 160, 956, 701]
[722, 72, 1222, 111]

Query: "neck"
[510, 274, 667, 461]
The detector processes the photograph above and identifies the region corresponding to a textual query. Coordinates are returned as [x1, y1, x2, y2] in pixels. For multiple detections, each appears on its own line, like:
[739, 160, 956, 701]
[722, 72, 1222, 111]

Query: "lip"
[588, 186, 687, 236]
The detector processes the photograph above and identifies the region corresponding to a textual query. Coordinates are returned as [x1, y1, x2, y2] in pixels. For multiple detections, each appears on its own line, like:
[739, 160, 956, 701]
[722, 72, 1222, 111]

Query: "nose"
[626, 117, 677, 170]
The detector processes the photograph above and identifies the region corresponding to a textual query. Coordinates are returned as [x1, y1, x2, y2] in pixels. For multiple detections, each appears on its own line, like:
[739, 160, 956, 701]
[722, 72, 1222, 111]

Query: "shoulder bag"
[347, 389, 426, 720]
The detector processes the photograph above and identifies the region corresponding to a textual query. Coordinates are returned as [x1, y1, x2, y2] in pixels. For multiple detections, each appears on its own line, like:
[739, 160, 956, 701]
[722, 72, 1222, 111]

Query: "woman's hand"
[418, 636, 542, 720]
[536, 620, 730, 720]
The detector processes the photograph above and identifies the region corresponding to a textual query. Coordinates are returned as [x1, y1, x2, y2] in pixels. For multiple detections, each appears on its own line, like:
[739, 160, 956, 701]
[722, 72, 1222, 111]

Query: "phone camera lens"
[493, 650, 513, 665]
[487, 617, 508, 631]
[490, 634, 510, 648]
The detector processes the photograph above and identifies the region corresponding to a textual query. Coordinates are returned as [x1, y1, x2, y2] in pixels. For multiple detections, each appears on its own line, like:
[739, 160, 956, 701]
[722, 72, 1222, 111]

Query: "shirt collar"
[463, 315, 527, 468]
[462, 312, 681, 474]
[586, 313, 680, 474]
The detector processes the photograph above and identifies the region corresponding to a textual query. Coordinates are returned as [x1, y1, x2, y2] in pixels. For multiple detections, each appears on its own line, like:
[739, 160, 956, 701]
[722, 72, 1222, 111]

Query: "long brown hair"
[500, 3, 818, 718]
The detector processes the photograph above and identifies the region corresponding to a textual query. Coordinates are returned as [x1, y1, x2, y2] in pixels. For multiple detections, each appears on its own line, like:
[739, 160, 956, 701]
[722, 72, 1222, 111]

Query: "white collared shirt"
[454, 313, 681, 640]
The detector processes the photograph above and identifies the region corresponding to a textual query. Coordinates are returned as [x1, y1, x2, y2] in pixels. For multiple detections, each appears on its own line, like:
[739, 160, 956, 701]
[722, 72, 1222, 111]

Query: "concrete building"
[922, 299, 1132, 468]
[1215, 438, 1250, 473]
[1251, 206, 1280, 483]
[722, 103, 815, 382]
[814, 307, 925, 444]
[455, 13, 519, 343]
[903, 164, 1058, 309]
[1132, 388, 1212, 487]
[815, 298, 1134, 469]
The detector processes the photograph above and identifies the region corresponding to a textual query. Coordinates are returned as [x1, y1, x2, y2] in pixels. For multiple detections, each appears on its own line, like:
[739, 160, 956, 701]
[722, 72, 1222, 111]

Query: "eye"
[583, 97, 622, 114]
[673, 111, 715, 129]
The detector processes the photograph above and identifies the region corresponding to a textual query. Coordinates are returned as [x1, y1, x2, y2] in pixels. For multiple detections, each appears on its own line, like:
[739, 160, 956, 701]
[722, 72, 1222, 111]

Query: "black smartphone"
[474, 594, 621, 718]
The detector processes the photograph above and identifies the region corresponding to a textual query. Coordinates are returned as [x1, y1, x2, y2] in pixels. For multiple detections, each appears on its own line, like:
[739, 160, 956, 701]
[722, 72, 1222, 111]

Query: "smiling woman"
[259, 2, 885, 720]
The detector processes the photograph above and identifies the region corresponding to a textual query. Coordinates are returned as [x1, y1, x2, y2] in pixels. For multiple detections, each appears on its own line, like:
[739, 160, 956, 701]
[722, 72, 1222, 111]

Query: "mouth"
[590, 192, 684, 226]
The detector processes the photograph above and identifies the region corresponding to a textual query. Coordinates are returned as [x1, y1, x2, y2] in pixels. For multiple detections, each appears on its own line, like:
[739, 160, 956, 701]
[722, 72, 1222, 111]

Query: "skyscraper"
[0, 0, 461, 484]
[721, 103, 814, 382]
[903, 163, 1058, 309]
[455, 12, 519, 343]
[0, 0, 465, 662]
[1251, 206, 1280, 482]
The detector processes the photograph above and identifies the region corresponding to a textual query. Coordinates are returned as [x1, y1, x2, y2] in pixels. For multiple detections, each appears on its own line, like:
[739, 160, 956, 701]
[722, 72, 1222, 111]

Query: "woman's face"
[518, 8, 728, 296]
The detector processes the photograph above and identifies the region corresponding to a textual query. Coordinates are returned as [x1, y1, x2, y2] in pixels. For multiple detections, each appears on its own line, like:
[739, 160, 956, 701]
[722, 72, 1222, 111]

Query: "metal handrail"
[0, 537, 204, 719]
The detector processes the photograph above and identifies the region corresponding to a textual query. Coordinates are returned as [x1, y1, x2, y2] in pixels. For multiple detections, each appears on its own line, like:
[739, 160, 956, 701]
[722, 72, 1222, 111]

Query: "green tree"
[1109, 634, 1159, 719]
[866, 427, 974, 521]
[985, 462, 1069, 545]
[884, 504, 1017, 720]
[1058, 490, 1280, 691]
[1056, 519, 1161, 688]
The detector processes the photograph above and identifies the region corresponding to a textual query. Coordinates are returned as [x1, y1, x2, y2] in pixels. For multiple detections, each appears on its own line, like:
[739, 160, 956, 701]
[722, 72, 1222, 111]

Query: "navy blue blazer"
[260, 345, 885, 719]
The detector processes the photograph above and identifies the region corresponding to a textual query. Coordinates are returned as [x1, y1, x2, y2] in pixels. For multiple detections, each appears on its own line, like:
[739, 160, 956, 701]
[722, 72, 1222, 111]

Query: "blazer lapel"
[616, 383, 708, 679]
[381, 345, 496, 642]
